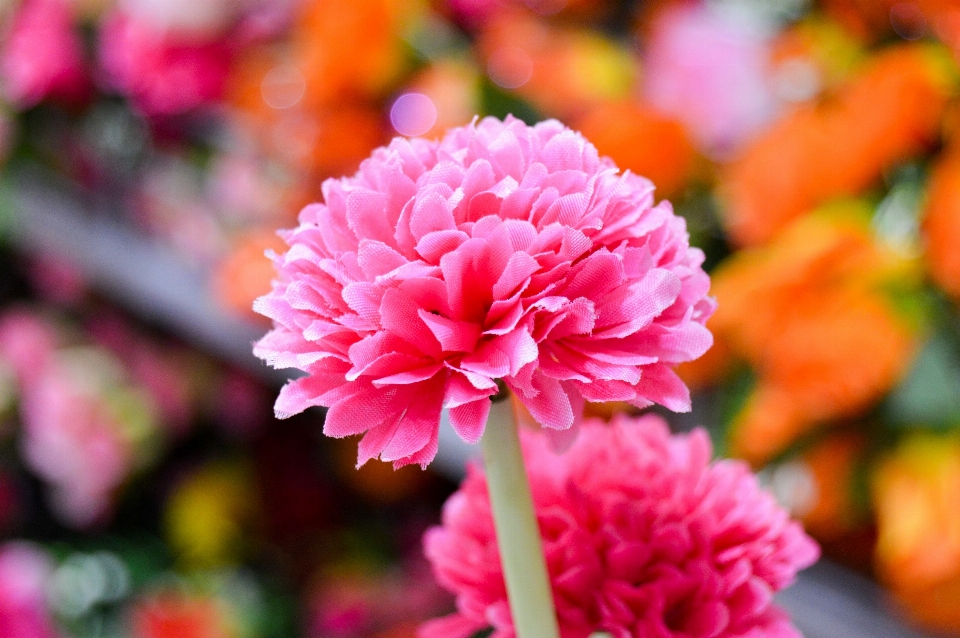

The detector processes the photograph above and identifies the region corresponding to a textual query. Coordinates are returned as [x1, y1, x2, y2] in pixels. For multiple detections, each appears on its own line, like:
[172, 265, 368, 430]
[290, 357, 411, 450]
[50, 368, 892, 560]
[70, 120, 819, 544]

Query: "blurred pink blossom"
[19, 349, 148, 527]
[643, 4, 776, 156]
[423, 414, 820, 638]
[98, 11, 233, 117]
[0, 309, 59, 390]
[0, 543, 60, 638]
[0, 0, 89, 108]
[117, 0, 240, 39]
[254, 116, 714, 468]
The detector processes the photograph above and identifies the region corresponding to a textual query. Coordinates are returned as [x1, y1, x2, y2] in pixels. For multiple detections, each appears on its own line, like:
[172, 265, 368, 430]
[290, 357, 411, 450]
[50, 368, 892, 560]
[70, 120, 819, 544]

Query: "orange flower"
[721, 44, 951, 247]
[293, 0, 420, 110]
[573, 100, 696, 198]
[707, 210, 918, 463]
[225, 0, 409, 183]
[213, 229, 287, 321]
[476, 8, 635, 119]
[922, 146, 960, 300]
[822, 0, 960, 41]
[873, 434, 960, 633]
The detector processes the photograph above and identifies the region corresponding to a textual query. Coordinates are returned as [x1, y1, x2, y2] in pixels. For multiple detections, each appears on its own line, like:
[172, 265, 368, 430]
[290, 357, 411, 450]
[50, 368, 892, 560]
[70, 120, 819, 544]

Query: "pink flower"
[19, 349, 147, 528]
[0, 309, 59, 390]
[255, 116, 714, 468]
[643, 4, 775, 156]
[422, 414, 820, 638]
[98, 11, 232, 117]
[0, 542, 60, 638]
[0, 0, 89, 108]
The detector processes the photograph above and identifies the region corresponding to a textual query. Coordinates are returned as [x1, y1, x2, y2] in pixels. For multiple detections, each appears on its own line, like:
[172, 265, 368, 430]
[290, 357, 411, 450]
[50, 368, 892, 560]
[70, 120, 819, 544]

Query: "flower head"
[703, 208, 918, 464]
[872, 433, 960, 633]
[98, 10, 233, 117]
[0, 543, 59, 638]
[422, 414, 820, 638]
[720, 43, 950, 247]
[254, 116, 713, 468]
[0, 0, 88, 108]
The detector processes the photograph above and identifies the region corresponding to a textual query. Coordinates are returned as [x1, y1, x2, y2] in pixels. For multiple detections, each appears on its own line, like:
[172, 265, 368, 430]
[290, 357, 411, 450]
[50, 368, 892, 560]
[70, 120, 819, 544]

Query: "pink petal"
[637, 364, 691, 412]
[417, 229, 470, 263]
[419, 310, 483, 353]
[449, 400, 491, 444]
[460, 329, 538, 379]
[357, 240, 407, 278]
[512, 371, 574, 431]
[419, 614, 486, 638]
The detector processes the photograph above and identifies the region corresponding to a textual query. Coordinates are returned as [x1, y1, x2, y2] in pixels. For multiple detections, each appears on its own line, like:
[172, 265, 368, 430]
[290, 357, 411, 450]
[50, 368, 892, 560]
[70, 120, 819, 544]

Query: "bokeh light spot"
[261, 65, 306, 110]
[390, 93, 438, 137]
[487, 46, 534, 89]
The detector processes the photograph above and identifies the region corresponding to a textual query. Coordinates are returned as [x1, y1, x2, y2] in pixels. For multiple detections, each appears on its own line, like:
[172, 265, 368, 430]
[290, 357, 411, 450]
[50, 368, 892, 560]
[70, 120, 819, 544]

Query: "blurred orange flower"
[823, 0, 960, 42]
[573, 100, 696, 198]
[922, 145, 960, 300]
[213, 229, 287, 321]
[292, 0, 420, 110]
[476, 8, 635, 119]
[873, 433, 960, 633]
[704, 210, 919, 464]
[721, 44, 952, 247]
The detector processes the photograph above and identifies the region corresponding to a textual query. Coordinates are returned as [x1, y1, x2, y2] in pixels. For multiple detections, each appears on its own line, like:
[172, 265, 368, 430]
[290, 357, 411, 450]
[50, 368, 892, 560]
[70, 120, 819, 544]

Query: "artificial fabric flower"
[0, 0, 89, 108]
[422, 414, 820, 638]
[721, 43, 950, 247]
[703, 210, 918, 464]
[254, 116, 714, 468]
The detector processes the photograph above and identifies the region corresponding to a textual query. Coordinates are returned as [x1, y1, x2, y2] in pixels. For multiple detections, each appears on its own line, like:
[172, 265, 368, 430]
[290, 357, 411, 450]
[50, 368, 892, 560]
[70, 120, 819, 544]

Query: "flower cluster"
[683, 209, 918, 465]
[255, 116, 714, 467]
[423, 414, 820, 638]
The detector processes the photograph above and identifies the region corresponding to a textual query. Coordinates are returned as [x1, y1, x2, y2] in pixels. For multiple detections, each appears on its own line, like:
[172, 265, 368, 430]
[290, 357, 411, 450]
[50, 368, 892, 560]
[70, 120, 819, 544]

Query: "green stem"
[480, 396, 561, 638]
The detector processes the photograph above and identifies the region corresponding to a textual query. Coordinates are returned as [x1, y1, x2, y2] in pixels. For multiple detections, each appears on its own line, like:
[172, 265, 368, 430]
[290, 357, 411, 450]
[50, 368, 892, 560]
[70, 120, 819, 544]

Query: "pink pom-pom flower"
[422, 414, 820, 638]
[254, 116, 714, 467]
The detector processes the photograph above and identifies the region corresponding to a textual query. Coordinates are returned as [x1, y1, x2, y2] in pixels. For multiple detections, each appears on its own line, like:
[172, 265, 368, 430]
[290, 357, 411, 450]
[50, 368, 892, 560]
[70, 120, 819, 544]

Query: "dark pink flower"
[0, 0, 88, 108]
[0, 542, 60, 638]
[98, 11, 232, 117]
[422, 414, 820, 638]
[255, 116, 714, 467]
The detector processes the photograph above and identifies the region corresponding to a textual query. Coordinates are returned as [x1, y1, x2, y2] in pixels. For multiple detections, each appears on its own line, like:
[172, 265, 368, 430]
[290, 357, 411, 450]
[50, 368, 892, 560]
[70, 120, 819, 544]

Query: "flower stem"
[480, 396, 561, 638]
